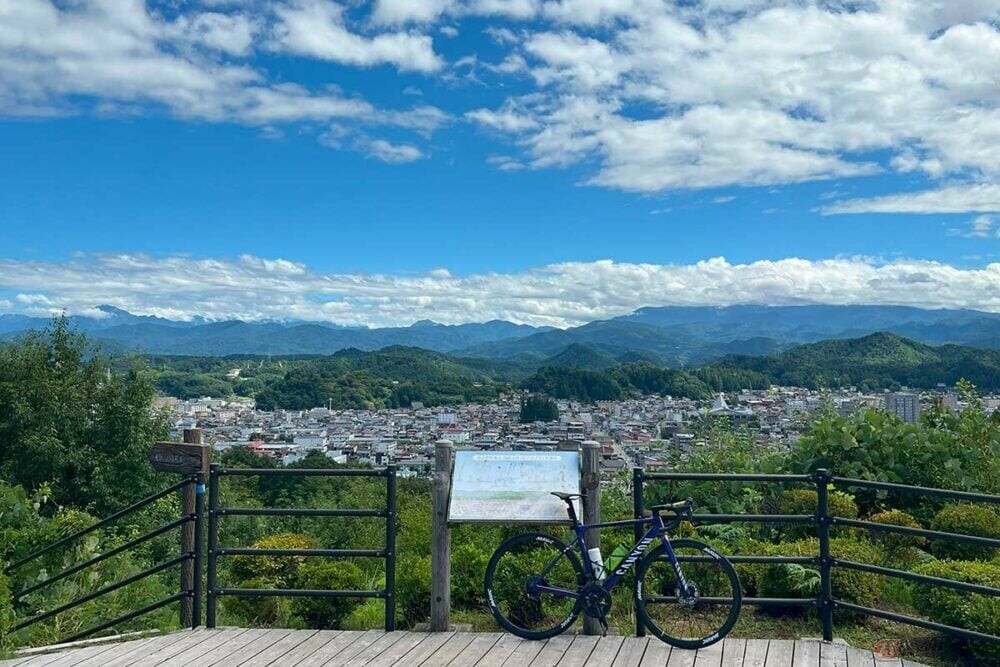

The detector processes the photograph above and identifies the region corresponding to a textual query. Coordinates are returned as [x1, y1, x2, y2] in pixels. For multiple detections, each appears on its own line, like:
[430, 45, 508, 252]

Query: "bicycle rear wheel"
[635, 538, 741, 649]
[484, 532, 585, 640]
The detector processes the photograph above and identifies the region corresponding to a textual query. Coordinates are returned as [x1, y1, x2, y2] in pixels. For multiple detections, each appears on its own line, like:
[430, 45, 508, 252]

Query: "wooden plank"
[238, 630, 318, 667]
[819, 643, 848, 667]
[473, 633, 523, 667]
[638, 638, 671, 667]
[844, 647, 873, 667]
[444, 632, 501, 667]
[295, 630, 379, 667]
[30, 645, 116, 667]
[720, 638, 745, 667]
[275, 630, 346, 666]
[558, 635, 600, 667]
[72, 637, 161, 667]
[665, 646, 697, 667]
[365, 631, 433, 667]
[131, 629, 234, 667]
[143, 629, 246, 667]
[389, 632, 454, 666]
[741, 640, 769, 667]
[418, 632, 475, 666]
[791, 640, 821, 667]
[613, 637, 650, 667]
[209, 630, 291, 666]
[340, 631, 409, 667]
[530, 635, 575, 667]
[763, 640, 794, 667]
[182, 628, 268, 667]
[85, 634, 194, 667]
[694, 641, 724, 667]
[500, 636, 545, 666]
[585, 636, 625, 666]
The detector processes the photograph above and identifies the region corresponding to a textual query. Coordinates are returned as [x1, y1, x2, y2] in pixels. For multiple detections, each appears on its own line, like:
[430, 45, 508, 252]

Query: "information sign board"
[448, 450, 581, 524]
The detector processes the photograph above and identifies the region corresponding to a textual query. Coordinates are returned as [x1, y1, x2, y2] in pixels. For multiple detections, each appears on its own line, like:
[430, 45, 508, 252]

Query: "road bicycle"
[484, 492, 741, 649]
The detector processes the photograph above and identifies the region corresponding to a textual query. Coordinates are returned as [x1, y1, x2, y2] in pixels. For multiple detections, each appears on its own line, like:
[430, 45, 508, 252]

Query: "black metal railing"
[2, 476, 201, 644]
[205, 463, 397, 631]
[633, 467, 1000, 647]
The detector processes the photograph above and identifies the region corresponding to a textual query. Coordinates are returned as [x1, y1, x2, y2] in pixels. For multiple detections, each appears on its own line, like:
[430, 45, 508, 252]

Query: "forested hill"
[706, 332, 1000, 391]
[145, 333, 1000, 408]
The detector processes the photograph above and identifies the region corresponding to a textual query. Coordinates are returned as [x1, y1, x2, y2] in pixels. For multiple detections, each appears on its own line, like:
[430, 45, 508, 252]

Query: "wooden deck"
[0, 630, 927, 667]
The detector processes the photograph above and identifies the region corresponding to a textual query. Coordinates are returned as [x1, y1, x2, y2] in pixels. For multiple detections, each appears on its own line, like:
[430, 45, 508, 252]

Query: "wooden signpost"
[149, 441, 210, 475]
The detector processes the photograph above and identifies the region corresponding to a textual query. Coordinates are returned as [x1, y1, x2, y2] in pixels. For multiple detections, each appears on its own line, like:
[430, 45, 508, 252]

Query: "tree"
[0, 319, 170, 514]
[519, 395, 559, 422]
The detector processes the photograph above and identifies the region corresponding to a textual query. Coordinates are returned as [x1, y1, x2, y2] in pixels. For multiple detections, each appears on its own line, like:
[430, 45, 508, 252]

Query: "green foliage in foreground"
[913, 560, 1000, 664]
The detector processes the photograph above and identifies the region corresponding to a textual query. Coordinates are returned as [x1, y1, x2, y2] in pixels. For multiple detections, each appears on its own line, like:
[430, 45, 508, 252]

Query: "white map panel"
[448, 450, 581, 523]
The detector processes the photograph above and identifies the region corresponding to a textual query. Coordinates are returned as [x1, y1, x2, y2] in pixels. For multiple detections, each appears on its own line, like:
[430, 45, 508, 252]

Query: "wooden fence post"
[180, 428, 201, 628]
[581, 440, 602, 636]
[430, 439, 454, 631]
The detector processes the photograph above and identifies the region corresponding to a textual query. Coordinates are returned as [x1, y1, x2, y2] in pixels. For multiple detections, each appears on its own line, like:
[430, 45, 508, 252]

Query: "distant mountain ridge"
[2, 304, 998, 361]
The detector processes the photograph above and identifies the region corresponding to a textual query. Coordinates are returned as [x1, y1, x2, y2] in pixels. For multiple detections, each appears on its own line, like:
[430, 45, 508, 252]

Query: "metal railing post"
[384, 464, 397, 632]
[632, 466, 645, 638]
[206, 463, 220, 628]
[815, 468, 834, 642]
[192, 472, 205, 628]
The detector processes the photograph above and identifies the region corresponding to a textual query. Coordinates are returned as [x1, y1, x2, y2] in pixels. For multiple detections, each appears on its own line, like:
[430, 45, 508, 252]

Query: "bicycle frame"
[532, 513, 691, 602]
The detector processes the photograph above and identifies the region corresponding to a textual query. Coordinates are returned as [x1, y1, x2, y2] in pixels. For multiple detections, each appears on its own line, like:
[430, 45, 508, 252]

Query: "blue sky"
[0, 1, 997, 326]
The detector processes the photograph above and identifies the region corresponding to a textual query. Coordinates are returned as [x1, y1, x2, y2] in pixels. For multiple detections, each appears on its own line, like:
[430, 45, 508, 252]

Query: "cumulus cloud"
[1, 254, 998, 327]
[272, 0, 444, 73]
[361, 138, 425, 163]
[823, 184, 1000, 215]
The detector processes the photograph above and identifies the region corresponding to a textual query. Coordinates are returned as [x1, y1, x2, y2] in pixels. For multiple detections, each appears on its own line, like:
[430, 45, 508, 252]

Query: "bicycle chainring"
[581, 583, 613, 619]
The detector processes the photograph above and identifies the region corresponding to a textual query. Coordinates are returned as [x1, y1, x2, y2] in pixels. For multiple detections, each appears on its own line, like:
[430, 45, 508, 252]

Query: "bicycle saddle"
[551, 491, 583, 501]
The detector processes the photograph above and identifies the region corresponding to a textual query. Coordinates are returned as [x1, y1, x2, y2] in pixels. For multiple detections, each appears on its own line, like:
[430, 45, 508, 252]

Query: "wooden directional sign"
[149, 442, 210, 475]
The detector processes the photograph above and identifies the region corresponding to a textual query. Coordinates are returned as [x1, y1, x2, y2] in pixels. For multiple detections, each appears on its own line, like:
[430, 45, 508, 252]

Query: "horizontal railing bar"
[642, 473, 812, 483]
[834, 518, 1000, 549]
[14, 515, 193, 600]
[832, 477, 1000, 505]
[690, 514, 815, 524]
[833, 600, 1000, 645]
[214, 588, 385, 598]
[216, 548, 385, 558]
[216, 468, 387, 477]
[675, 555, 817, 565]
[646, 596, 815, 607]
[60, 592, 188, 645]
[216, 508, 386, 518]
[11, 554, 191, 631]
[835, 559, 1000, 597]
[4, 478, 192, 574]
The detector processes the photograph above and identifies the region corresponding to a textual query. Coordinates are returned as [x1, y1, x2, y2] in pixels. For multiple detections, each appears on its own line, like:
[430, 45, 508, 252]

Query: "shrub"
[221, 575, 291, 626]
[776, 488, 858, 538]
[753, 537, 884, 618]
[395, 555, 431, 627]
[929, 504, 1000, 561]
[867, 509, 925, 568]
[290, 561, 367, 629]
[451, 542, 489, 609]
[0, 573, 14, 658]
[228, 533, 318, 585]
[341, 599, 384, 630]
[912, 560, 1000, 663]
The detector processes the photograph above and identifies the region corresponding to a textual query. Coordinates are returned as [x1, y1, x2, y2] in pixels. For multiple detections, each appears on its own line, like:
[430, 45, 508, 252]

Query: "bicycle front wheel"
[635, 539, 741, 649]
[484, 532, 585, 640]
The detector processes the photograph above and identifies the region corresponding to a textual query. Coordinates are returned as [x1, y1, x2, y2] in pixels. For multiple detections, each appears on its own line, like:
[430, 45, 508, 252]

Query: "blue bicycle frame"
[530, 512, 692, 602]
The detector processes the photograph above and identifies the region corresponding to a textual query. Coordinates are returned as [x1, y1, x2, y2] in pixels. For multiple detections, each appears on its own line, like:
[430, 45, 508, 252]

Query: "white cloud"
[1, 254, 998, 328]
[272, 0, 444, 72]
[968, 215, 999, 239]
[823, 184, 1000, 215]
[361, 138, 425, 163]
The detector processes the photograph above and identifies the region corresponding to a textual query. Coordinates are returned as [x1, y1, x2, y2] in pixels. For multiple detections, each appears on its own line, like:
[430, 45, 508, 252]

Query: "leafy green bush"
[929, 504, 1000, 561]
[776, 488, 858, 538]
[341, 599, 385, 630]
[867, 509, 925, 568]
[750, 537, 884, 618]
[912, 560, 1000, 663]
[229, 533, 318, 585]
[0, 573, 14, 658]
[221, 576, 290, 626]
[395, 555, 431, 627]
[451, 542, 489, 609]
[290, 561, 367, 629]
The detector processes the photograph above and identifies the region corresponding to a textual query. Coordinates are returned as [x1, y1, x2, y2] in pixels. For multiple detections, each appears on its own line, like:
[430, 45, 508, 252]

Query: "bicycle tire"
[635, 538, 742, 649]
[484, 531, 585, 640]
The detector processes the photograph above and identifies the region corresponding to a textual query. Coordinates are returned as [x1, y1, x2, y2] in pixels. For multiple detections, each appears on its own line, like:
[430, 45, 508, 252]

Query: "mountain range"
[2, 304, 999, 364]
